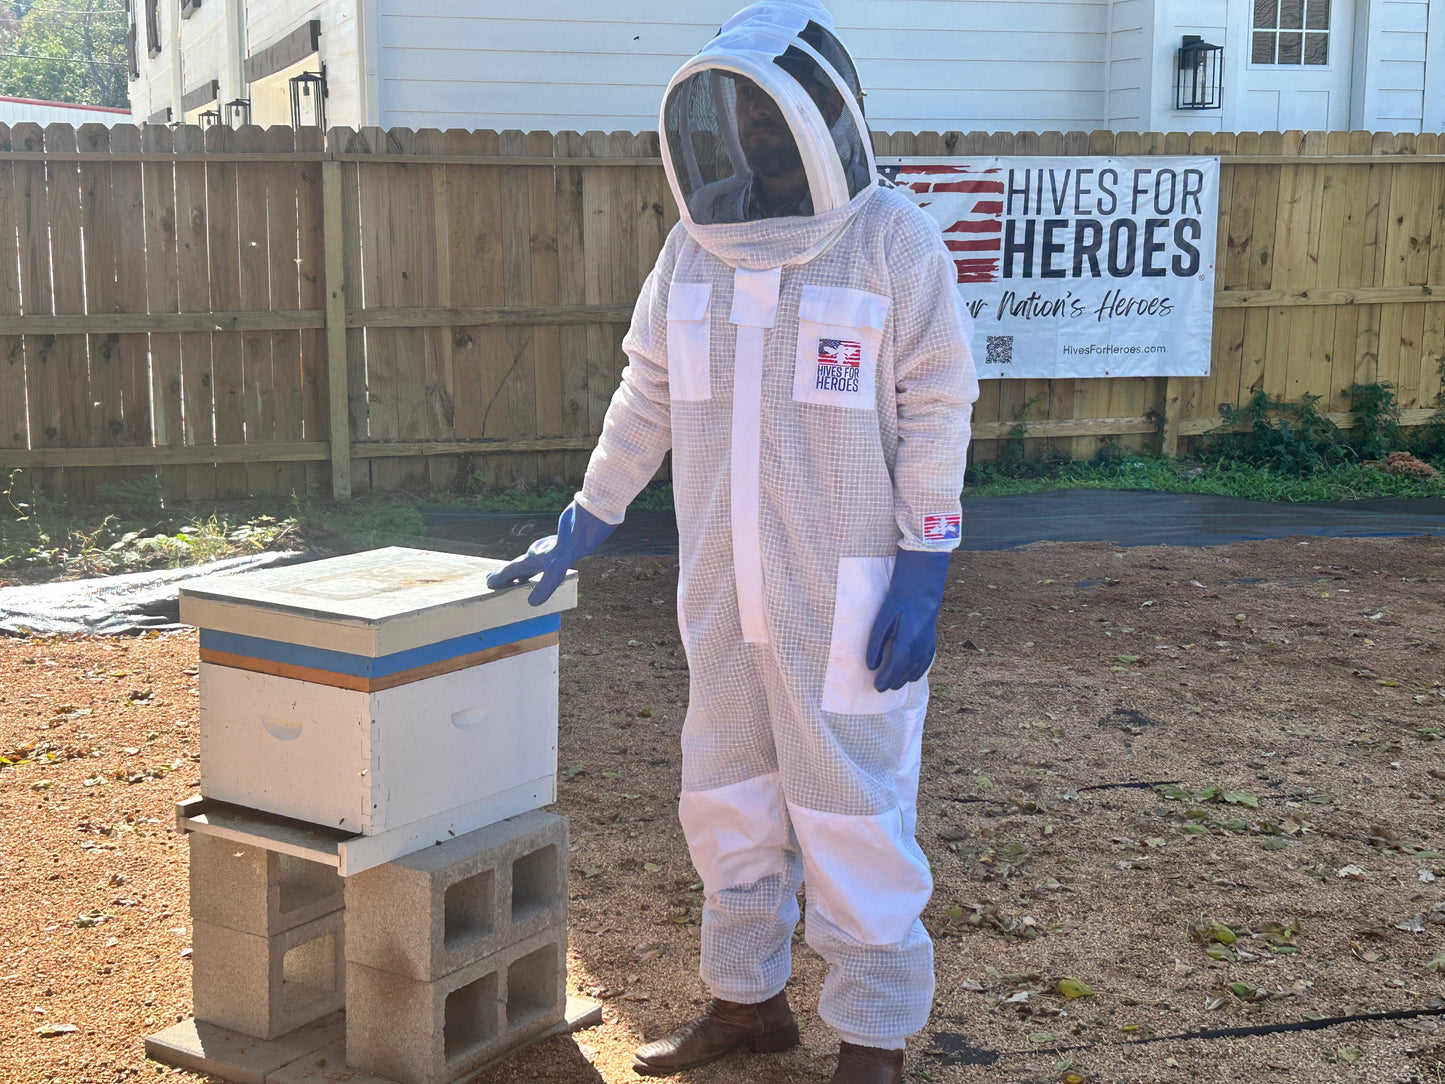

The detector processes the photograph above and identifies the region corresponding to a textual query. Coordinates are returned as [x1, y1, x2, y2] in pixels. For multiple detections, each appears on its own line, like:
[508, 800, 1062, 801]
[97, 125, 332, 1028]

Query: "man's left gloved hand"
[866, 548, 952, 692]
[485, 501, 617, 606]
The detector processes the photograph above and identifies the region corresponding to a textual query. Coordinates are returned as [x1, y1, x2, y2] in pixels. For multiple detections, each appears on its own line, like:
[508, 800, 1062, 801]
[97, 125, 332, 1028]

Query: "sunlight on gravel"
[0, 536, 1441, 1084]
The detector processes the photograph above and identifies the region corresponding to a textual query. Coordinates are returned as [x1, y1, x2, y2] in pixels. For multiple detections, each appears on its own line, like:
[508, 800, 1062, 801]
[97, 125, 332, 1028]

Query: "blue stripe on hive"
[198, 613, 563, 679]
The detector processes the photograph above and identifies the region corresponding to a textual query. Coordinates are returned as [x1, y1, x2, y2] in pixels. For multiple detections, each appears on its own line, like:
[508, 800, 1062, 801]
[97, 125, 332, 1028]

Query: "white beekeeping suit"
[574, 0, 979, 1052]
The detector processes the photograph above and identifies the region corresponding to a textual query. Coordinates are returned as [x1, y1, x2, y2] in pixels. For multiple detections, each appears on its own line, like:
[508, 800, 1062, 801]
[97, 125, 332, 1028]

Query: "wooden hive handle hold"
[262, 716, 304, 741]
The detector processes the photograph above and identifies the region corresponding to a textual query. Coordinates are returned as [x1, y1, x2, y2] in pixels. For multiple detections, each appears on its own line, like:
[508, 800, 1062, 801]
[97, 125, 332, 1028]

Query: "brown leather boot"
[631, 990, 799, 1075]
[829, 1042, 905, 1084]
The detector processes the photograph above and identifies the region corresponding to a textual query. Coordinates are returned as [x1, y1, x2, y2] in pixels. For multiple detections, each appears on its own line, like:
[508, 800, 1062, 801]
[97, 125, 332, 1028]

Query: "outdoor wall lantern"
[224, 98, 252, 127]
[198, 108, 221, 129]
[289, 69, 328, 130]
[1176, 35, 1224, 110]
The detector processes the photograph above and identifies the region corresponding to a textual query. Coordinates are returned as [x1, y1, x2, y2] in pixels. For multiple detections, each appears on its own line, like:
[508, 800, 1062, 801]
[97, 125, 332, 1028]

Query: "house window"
[1252, 0, 1329, 65]
[145, 0, 162, 57]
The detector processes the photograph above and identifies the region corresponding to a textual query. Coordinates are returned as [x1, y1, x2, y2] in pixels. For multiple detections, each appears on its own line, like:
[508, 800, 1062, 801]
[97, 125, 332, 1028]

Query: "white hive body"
[180, 548, 577, 842]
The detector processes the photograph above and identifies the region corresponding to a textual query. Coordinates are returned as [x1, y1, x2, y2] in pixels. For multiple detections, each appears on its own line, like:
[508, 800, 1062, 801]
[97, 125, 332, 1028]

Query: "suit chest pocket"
[791, 285, 890, 410]
[667, 282, 713, 402]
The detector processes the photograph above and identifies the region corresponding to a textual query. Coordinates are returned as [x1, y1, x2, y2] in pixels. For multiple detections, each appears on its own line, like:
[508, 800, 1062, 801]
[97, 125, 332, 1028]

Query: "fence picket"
[1394, 147, 1436, 410]
[295, 126, 328, 494]
[173, 125, 216, 500]
[333, 126, 369, 494]
[109, 125, 151, 490]
[555, 130, 591, 485]
[1354, 133, 1398, 388]
[264, 125, 306, 499]
[498, 129, 542, 491]
[40, 126, 86, 498]
[441, 127, 505, 491]
[76, 123, 119, 497]
[380, 128, 431, 492]
[526, 128, 566, 489]
[1422, 131, 1445, 414]
[1311, 131, 1351, 412]
[141, 124, 185, 499]
[1271, 130, 1320, 406]
[0, 124, 23, 476]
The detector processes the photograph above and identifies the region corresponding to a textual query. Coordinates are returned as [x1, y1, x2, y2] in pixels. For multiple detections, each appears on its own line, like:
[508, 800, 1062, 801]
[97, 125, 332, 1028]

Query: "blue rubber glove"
[485, 501, 617, 606]
[866, 549, 952, 692]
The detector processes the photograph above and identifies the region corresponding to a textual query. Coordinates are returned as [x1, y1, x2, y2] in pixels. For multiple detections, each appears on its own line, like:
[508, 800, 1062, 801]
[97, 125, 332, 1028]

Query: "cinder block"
[189, 833, 343, 937]
[344, 809, 567, 980]
[346, 923, 568, 1084]
[192, 911, 346, 1040]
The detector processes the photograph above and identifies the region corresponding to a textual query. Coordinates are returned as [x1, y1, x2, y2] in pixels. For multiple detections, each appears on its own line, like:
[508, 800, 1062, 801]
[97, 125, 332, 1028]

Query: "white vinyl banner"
[883, 157, 1219, 380]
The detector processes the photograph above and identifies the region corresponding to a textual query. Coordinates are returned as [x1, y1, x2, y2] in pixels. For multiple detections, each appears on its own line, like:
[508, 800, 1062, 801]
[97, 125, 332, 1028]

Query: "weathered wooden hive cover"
[179, 547, 576, 841]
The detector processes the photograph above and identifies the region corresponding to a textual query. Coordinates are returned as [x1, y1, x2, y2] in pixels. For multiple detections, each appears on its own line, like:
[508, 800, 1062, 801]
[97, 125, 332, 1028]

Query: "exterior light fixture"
[198, 108, 221, 129]
[1175, 35, 1223, 110]
[224, 97, 252, 127]
[289, 69, 328, 130]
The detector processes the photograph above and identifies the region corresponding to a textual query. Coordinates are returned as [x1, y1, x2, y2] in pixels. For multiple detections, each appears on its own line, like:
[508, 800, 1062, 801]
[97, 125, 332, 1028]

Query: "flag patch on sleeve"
[922, 512, 961, 541]
[815, 338, 862, 392]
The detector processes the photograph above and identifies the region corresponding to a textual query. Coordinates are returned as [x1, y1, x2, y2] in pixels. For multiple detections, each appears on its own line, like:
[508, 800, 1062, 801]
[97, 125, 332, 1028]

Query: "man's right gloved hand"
[486, 501, 617, 606]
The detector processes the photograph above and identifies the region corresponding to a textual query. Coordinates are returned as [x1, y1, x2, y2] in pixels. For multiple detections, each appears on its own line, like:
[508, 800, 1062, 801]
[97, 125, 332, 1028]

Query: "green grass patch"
[1, 474, 302, 582]
[1, 473, 429, 584]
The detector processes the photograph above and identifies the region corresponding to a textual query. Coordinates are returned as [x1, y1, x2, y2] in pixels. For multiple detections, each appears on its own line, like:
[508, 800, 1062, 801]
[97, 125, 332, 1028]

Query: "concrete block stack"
[147, 549, 583, 1084]
[188, 833, 347, 1040]
[344, 811, 570, 1084]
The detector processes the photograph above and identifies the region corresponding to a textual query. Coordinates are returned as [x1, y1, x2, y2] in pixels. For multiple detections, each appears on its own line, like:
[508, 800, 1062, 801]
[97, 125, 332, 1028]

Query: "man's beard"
[743, 128, 804, 178]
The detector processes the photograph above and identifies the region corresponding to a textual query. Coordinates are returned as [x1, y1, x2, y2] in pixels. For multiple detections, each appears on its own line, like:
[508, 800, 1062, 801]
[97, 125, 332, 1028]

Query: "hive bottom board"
[145, 997, 603, 1084]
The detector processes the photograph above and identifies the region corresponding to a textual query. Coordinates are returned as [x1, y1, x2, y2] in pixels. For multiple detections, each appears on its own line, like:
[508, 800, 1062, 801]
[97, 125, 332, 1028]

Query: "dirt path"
[1, 536, 1441, 1084]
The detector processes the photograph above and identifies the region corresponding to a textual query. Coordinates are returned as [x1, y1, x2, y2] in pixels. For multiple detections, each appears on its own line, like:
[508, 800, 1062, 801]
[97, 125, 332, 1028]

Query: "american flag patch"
[815, 338, 862, 393]
[817, 338, 861, 367]
[922, 512, 961, 541]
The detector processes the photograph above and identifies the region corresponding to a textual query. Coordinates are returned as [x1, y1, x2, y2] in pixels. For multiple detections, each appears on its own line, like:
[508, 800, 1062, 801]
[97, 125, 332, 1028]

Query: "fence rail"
[1, 123, 1442, 500]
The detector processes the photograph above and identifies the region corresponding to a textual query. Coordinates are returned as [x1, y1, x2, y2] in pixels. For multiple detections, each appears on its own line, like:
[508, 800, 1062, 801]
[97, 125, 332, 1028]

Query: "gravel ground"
[1, 534, 1442, 1084]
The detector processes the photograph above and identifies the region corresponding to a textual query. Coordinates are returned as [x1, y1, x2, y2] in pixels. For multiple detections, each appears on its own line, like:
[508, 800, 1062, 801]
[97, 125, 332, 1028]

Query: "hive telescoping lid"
[179, 547, 577, 658]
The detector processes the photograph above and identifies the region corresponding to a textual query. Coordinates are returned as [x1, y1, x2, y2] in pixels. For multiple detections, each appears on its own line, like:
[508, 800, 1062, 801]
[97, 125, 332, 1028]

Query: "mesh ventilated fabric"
[576, 182, 977, 1043]
[575, 0, 978, 1048]
[698, 820, 933, 1045]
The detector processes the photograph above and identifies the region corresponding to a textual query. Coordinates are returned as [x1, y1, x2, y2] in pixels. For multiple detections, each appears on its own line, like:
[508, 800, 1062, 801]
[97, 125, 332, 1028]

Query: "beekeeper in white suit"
[489, 4, 977, 1081]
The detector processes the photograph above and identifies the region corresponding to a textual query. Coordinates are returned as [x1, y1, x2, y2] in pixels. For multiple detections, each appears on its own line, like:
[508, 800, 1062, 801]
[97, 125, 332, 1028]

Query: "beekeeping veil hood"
[661, 0, 878, 269]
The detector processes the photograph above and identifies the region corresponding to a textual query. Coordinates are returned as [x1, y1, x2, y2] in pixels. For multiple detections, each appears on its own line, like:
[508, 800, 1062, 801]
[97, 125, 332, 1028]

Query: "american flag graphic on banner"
[894, 165, 1006, 284]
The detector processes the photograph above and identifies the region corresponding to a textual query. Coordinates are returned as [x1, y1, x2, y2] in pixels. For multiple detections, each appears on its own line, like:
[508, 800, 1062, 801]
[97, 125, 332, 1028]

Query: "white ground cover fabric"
[0, 552, 300, 636]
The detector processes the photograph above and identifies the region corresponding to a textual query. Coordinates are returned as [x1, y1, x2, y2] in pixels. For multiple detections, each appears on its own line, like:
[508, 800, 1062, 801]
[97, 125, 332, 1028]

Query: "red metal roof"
[0, 96, 131, 115]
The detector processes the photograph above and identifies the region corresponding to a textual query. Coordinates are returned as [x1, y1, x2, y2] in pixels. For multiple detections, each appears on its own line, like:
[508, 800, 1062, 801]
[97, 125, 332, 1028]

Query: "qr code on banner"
[986, 335, 1014, 366]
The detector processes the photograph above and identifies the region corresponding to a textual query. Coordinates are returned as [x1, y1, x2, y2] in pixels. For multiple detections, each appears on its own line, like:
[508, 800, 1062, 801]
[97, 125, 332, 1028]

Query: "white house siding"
[1364, 0, 1430, 129]
[135, 51, 180, 124]
[126, 0, 362, 130]
[375, 0, 1113, 134]
[1106, 0, 1150, 129]
[1426, 0, 1445, 130]
[0, 98, 132, 127]
[174, 1, 231, 123]
[1147, 0, 1227, 131]
[245, 0, 364, 128]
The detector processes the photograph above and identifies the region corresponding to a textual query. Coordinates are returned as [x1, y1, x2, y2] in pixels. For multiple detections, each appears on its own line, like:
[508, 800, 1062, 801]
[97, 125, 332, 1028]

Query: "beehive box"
[180, 548, 576, 847]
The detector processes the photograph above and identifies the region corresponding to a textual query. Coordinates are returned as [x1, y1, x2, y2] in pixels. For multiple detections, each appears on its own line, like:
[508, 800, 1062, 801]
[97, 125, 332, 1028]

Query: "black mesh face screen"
[662, 16, 874, 224]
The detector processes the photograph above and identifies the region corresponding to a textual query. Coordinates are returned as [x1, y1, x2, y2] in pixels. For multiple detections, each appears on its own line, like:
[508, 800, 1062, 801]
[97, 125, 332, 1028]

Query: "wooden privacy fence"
[0, 123, 1443, 501]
